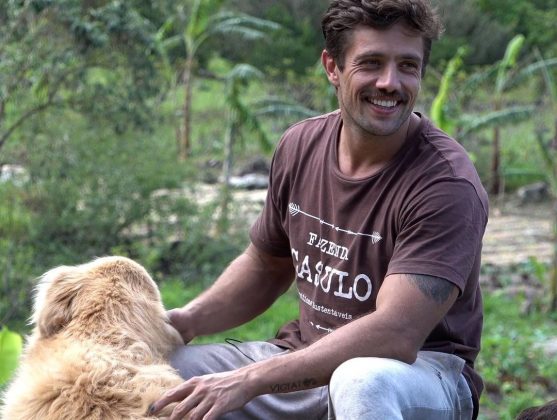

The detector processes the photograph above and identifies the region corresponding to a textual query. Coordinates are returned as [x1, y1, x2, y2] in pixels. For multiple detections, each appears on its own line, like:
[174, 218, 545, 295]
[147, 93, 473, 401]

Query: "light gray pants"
[170, 341, 474, 420]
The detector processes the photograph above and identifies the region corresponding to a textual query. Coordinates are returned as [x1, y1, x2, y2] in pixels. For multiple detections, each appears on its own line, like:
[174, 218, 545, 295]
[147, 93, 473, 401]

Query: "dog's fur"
[516, 400, 557, 420]
[1, 256, 184, 419]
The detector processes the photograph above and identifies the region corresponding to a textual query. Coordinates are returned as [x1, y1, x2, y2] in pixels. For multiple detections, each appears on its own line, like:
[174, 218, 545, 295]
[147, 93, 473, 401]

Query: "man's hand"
[162, 244, 295, 345]
[166, 308, 194, 344]
[149, 370, 255, 420]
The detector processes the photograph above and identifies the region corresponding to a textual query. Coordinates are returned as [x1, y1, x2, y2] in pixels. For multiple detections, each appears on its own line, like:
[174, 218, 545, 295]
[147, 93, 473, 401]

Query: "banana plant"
[217, 63, 315, 233]
[430, 42, 535, 168]
[157, 0, 280, 161]
[490, 34, 525, 194]
[532, 50, 557, 311]
[431, 36, 557, 191]
[430, 47, 467, 135]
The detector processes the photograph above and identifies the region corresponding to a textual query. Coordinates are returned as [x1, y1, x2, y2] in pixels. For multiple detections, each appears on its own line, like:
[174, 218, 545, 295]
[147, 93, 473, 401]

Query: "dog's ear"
[33, 266, 83, 338]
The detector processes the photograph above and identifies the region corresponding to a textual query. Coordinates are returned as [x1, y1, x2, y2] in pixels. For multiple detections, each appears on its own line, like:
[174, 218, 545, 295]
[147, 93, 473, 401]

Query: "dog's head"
[32, 256, 182, 354]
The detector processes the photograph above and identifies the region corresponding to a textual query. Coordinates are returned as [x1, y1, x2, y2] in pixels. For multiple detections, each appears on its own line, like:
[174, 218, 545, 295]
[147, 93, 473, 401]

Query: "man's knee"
[330, 357, 406, 402]
[329, 358, 412, 419]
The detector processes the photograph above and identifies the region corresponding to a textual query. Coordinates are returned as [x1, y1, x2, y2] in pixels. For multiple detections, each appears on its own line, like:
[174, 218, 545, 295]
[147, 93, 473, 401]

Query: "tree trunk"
[490, 101, 502, 195]
[218, 114, 236, 234]
[179, 56, 194, 161]
[549, 196, 557, 312]
[549, 99, 557, 311]
[490, 126, 501, 195]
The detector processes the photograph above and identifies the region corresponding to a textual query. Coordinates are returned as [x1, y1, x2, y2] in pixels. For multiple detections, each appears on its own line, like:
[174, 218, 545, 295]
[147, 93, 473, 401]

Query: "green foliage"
[495, 35, 526, 94]
[427, 32, 557, 196]
[430, 47, 466, 135]
[224, 0, 327, 76]
[157, 0, 281, 159]
[20, 116, 186, 260]
[221, 62, 316, 171]
[0, 0, 167, 152]
[530, 51, 557, 312]
[478, 292, 557, 418]
[150, 212, 249, 286]
[224, 64, 271, 154]
[180, 2, 280, 58]
[0, 182, 35, 331]
[0, 326, 22, 386]
[459, 105, 536, 138]
[160, 280, 205, 310]
[431, 0, 514, 67]
[0, 106, 196, 328]
[475, 0, 557, 54]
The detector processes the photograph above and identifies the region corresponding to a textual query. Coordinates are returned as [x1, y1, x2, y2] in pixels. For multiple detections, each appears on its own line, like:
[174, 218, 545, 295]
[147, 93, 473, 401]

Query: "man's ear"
[321, 49, 340, 87]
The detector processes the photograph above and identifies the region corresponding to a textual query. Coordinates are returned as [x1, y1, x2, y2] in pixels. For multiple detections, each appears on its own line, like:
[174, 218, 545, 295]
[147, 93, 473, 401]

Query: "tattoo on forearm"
[404, 274, 455, 304]
[270, 378, 318, 393]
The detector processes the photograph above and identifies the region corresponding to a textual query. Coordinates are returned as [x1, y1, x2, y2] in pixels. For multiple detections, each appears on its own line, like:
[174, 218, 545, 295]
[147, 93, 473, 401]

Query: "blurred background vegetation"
[1, 0, 557, 418]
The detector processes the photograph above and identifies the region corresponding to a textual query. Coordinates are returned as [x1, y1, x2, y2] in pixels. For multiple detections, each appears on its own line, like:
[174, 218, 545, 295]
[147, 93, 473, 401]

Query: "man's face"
[324, 22, 424, 139]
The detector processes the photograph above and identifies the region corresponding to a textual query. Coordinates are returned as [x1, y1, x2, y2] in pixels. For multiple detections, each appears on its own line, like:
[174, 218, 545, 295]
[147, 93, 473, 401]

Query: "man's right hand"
[166, 308, 195, 344]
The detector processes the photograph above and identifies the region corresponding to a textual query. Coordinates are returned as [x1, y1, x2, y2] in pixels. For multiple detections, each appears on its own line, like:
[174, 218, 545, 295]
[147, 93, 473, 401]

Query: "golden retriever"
[1, 256, 184, 419]
[516, 400, 557, 420]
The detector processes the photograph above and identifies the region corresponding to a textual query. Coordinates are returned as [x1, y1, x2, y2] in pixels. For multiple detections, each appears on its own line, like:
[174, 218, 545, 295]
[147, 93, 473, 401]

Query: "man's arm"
[151, 272, 458, 419]
[251, 273, 458, 389]
[168, 243, 295, 343]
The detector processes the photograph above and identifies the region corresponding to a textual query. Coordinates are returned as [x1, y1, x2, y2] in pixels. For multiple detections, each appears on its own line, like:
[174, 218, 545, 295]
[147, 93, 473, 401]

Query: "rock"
[517, 182, 549, 205]
[228, 173, 268, 190]
[540, 337, 557, 358]
[0, 164, 29, 185]
[238, 157, 270, 176]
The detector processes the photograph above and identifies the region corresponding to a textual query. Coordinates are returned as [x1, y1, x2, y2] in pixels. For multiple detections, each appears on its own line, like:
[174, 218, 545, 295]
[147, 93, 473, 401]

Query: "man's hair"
[321, 0, 443, 77]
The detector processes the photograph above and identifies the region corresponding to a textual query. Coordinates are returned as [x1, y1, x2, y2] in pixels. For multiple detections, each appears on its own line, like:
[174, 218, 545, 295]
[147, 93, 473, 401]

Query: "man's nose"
[375, 64, 400, 92]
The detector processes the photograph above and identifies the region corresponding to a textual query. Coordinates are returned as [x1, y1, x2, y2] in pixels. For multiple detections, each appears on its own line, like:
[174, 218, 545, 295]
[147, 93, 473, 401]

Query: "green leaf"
[460, 104, 536, 136]
[430, 46, 467, 135]
[0, 326, 22, 385]
[496, 34, 525, 94]
[506, 57, 557, 91]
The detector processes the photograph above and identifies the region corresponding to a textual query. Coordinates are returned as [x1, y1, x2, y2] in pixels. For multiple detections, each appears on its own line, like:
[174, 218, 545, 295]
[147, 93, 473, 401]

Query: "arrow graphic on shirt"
[316, 325, 333, 333]
[288, 202, 382, 244]
[309, 321, 333, 333]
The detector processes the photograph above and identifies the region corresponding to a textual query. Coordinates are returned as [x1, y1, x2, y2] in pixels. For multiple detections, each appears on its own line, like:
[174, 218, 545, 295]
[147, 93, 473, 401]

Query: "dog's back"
[516, 400, 557, 420]
[3, 339, 182, 419]
[1, 256, 183, 419]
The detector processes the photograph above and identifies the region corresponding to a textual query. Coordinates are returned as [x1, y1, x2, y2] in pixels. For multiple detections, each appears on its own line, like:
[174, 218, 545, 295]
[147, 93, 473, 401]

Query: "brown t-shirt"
[249, 110, 488, 416]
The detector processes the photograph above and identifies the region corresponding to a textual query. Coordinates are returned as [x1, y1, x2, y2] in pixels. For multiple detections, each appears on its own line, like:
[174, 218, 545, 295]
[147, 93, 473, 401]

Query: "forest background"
[1, 0, 557, 418]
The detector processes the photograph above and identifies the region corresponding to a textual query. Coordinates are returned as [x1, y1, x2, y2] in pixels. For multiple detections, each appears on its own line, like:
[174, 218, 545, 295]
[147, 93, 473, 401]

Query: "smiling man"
[151, 1, 488, 419]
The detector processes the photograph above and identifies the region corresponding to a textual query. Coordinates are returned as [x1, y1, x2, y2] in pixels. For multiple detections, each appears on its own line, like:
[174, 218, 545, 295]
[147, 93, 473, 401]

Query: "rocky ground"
[480, 198, 555, 313]
[483, 198, 554, 266]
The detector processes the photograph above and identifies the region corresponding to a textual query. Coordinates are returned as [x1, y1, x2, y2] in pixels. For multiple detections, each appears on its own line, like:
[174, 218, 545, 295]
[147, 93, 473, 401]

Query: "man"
[151, 0, 488, 419]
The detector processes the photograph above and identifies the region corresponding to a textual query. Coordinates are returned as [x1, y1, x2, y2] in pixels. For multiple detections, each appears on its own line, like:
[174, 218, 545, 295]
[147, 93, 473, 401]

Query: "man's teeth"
[370, 99, 397, 107]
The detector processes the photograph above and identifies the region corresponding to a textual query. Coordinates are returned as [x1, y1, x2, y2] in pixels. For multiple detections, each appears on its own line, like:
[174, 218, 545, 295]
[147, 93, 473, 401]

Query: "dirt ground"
[483, 198, 554, 266]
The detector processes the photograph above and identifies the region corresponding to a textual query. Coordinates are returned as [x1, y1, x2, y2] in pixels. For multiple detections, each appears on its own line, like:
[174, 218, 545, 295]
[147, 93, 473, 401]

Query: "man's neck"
[338, 113, 420, 179]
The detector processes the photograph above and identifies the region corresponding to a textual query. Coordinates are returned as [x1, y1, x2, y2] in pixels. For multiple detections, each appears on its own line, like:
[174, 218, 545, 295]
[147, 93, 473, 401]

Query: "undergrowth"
[477, 292, 557, 419]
